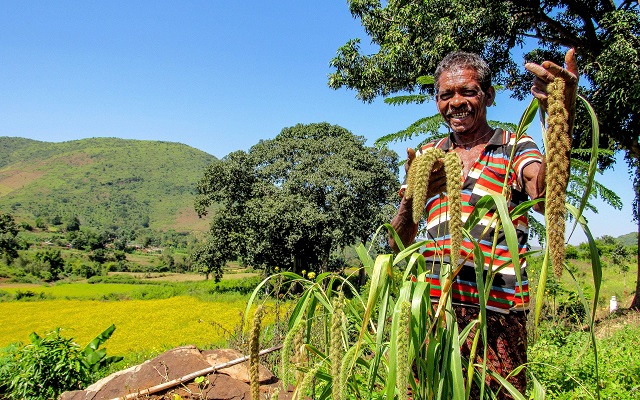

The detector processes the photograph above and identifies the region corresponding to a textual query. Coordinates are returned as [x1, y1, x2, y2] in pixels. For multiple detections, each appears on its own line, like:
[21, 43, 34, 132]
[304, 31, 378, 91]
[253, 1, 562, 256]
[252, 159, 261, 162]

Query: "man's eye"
[439, 93, 452, 100]
[463, 91, 478, 96]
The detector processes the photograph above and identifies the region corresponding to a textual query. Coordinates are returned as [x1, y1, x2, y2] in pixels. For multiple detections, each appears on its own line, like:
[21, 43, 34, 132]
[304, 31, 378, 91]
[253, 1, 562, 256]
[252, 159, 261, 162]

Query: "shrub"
[564, 244, 579, 260]
[0, 325, 122, 400]
[530, 318, 640, 399]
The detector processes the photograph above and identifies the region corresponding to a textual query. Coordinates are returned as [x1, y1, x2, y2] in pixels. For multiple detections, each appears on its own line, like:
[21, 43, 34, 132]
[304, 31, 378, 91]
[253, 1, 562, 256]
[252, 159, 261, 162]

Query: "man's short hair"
[434, 51, 492, 94]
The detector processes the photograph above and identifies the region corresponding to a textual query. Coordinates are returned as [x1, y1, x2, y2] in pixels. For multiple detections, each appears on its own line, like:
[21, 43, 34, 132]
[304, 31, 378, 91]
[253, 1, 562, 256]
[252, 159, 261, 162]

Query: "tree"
[328, 0, 640, 307]
[190, 236, 228, 281]
[65, 216, 81, 232]
[195, 122, 399, 275]
[0, 212, 20, 261]
[611, 242, 631, 289]
[34, 249, 65, 281]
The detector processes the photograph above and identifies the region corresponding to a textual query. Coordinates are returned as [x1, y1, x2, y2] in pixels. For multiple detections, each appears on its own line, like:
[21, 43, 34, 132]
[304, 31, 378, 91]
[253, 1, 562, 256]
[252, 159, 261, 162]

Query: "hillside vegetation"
[0, 137, 215, 234]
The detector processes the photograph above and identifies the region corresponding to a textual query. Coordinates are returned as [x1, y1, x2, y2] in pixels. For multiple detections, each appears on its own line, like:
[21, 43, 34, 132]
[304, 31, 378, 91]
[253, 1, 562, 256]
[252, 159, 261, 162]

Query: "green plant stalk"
[566, 203, 602, 400]
[330, 296, 344, 400]
[249, 305, 264, 400]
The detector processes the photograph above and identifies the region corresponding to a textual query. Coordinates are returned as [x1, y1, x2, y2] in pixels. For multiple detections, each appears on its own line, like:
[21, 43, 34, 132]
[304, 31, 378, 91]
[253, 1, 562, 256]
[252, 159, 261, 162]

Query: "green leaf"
[515, 98, 539, 138]
[568, 95, 600, 239]
[83, 324, 116, 355]
[534, 248, 550, 328]
[384, 94, 430, 106]
[488, 370, 527, 400]
[417, 75, 434, 85]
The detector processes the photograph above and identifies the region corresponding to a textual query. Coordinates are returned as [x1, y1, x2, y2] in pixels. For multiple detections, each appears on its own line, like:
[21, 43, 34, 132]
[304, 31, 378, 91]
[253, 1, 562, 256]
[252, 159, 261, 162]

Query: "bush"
[530, 318, 640, 399]
[0, 326, 122, 399]
[564, 244, 579, 260]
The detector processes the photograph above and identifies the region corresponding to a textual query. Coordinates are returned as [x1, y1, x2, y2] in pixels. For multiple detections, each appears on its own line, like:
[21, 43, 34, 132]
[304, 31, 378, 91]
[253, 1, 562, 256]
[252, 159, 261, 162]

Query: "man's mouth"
[449, 110, 471, 119]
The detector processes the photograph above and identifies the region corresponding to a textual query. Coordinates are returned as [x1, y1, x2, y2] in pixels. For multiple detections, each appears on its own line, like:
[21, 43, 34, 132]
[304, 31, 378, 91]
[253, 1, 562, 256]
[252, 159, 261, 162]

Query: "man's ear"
[485, 86, 496, 106]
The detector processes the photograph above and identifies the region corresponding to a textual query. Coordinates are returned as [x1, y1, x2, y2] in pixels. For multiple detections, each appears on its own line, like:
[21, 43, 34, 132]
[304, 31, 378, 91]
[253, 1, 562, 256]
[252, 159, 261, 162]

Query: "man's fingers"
[404, 147, 416, 173]
[541, 53, 578, 84]
[564, 48, 579, 84]
[525, 62, 555, 84]
[525, 49, 579, 84]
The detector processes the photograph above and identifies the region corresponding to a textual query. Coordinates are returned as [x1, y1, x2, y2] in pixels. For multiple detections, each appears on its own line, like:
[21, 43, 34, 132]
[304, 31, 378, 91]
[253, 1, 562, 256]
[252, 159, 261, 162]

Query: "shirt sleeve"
[512, 133, 543, 191]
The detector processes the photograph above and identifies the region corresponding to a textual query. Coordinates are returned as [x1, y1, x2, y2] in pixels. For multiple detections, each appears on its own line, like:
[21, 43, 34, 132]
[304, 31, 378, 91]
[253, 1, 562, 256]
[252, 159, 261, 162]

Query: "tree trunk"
[630, 207, 640, 310]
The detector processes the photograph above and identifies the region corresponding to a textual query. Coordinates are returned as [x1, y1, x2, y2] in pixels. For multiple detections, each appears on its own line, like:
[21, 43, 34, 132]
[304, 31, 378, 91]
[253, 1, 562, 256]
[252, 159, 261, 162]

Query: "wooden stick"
[110, 344, 283, 400]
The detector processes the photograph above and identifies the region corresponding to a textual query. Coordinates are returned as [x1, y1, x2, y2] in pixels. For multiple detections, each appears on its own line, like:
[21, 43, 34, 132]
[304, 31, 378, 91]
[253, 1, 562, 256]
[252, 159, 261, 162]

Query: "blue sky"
[0, 1, 636, 244]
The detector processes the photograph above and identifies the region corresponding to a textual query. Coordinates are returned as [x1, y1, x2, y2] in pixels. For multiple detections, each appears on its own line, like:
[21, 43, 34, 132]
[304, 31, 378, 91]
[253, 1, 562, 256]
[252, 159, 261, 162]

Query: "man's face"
[436, 67, 494, 135]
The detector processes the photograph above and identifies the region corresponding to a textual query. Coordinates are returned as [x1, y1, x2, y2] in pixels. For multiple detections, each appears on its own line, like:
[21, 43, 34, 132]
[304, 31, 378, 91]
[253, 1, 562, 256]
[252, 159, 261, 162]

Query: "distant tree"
[195, 122, 399, 275]
[65, 216, 81, 232]
[88, 248, 107, 264]
[611, 243, 631, 289]
[599, 235, 617, 246]
[565, 244, 579, 260]
[190, 237, 227, 281]
[35, 217, 46, 230]
[0, 212, 20, 261]
[50, 215, 62, 226]
[34, 249, 64, 281]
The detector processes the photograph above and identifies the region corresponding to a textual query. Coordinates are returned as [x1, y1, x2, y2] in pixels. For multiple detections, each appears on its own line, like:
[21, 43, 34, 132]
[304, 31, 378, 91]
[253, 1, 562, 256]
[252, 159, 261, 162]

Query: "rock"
[202, 349, 275, 383]
[60, 346, 292, 400]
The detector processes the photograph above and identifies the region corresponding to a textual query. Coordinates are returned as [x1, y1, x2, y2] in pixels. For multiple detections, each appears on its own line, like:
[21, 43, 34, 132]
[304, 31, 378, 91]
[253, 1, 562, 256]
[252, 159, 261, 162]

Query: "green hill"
[617, 232, 639, 247]
[0, 137, 216, 234]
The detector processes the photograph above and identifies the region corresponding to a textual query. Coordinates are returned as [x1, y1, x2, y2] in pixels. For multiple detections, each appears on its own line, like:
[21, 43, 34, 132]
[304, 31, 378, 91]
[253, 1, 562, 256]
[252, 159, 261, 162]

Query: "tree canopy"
[194, 122, 399, 275]
[0, 212, 20, 261]
[329, 0, 640, 307]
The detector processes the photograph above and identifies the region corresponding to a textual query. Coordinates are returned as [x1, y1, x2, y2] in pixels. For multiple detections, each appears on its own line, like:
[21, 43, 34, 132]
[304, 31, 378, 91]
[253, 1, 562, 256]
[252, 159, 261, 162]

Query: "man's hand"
[524, 48, 579, 113]
[522, 48, 579, 215]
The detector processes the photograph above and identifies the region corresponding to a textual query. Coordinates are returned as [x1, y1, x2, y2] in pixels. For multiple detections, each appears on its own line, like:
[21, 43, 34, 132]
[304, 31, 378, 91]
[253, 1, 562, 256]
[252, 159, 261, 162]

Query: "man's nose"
[450, 93, 466, 107]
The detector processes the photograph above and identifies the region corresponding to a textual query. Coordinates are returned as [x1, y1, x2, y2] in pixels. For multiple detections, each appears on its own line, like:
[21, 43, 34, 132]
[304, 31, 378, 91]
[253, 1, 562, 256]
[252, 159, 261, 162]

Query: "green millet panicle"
[546, 77, 571, 277]
[405, 148, 445, 223]
[295, 364, 320, 400]
[280, 318, 305, 387]
[330, 295, 345, 400]
[293, 319, 306, 382]
[249, 305, 264, 400]
[339, 345, 359, 397]
[396, 300, 411, 400]
[444, 151, 463, 267]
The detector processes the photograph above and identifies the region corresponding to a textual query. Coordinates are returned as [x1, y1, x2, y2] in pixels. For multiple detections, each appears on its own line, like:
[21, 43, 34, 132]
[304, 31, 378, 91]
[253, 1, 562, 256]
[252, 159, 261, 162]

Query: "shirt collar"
[443, 128, 506, 150]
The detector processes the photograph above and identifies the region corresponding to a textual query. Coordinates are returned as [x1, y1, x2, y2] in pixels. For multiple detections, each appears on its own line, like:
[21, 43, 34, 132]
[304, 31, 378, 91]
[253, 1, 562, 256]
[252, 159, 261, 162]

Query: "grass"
[0, 283, 142, 299]
[529, 310, 640, 399]
[532, 255, 636, 319]
[0, 274, 264, 301]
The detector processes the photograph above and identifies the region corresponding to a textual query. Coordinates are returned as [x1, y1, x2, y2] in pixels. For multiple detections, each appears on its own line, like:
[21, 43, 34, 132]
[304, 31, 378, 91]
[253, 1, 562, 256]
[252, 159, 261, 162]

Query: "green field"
[0, 283, 142, 299]
[0, 295, 270, 354]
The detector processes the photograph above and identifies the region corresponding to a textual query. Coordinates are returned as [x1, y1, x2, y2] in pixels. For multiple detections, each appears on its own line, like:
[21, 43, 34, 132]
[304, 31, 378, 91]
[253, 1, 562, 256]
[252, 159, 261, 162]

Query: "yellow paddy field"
[0, 296, 264, 354]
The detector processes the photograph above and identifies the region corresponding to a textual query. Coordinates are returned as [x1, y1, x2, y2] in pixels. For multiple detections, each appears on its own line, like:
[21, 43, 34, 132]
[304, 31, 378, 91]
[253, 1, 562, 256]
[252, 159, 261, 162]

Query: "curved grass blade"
[534, 247, 550, 328]
[566, 202, 602, 400]
[488, 370, 527, 400]
[566, 203, 602, 322]
[515, 98, 539, 138]
[568, 95, 600, 239]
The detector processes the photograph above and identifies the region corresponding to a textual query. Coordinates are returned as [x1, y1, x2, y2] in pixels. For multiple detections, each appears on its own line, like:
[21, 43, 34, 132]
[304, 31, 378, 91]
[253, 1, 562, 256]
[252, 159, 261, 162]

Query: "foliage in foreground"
[0, 325, 122, 400]
[530, 314, 640, 399]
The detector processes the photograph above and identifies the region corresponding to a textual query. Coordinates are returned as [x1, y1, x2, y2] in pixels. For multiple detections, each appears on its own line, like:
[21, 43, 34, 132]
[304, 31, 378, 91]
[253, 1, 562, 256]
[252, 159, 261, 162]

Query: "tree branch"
[533, 8, 585, 50]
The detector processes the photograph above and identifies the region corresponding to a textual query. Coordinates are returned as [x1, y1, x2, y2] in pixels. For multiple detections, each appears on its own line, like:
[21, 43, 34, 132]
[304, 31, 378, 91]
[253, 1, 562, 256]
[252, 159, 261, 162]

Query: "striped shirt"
[404, 129, 542, 313]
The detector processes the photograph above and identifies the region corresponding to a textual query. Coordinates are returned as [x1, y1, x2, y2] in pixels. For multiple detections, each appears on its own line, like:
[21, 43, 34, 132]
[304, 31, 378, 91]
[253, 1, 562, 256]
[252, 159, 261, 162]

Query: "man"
[389, 49, 578, 397]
